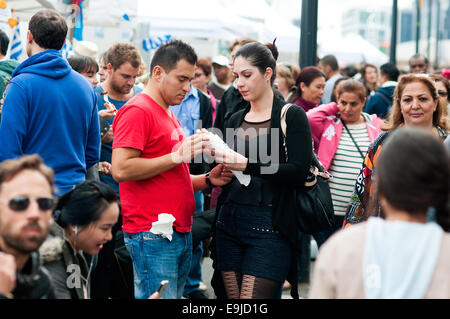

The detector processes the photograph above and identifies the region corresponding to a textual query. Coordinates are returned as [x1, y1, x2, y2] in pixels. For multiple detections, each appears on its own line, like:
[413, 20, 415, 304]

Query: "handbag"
[280, 103, 335, 234]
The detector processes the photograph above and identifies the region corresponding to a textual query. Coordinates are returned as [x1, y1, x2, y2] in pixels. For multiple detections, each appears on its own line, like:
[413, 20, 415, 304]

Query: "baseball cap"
[212, 55, 229, 68]
[73, 40, 99, 59]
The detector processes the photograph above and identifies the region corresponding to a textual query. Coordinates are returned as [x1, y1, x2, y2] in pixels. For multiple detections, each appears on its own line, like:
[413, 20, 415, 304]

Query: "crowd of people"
[0, 9, 449, 300]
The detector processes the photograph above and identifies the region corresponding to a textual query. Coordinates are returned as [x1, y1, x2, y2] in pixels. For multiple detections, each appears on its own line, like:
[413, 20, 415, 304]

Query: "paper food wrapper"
[149, 213, 176, 241]
[207, 133, 251, 186]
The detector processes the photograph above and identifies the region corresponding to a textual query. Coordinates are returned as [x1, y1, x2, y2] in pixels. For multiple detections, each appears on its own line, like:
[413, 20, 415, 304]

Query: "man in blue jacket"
[363, 62, 400, 119]
[0, 9, 100, 195]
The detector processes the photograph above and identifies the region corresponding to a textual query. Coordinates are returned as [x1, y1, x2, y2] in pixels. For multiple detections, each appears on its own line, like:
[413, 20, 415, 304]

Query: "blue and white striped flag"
[60, 39, 73, 59]
[10, 24, 23, 61]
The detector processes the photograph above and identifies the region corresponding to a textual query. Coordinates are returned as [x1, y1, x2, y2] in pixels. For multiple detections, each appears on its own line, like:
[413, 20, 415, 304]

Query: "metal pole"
[390, 0, 398, 64]
[299, 0, 319, 68]
[426, 0, 432, 60]
[434, 0, 440, 70]
[415, 0, 421, 53]
[298, 0, 318, 284]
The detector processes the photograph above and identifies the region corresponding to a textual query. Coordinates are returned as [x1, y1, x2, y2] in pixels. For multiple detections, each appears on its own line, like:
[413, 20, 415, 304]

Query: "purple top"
[293, 96, 318, 112]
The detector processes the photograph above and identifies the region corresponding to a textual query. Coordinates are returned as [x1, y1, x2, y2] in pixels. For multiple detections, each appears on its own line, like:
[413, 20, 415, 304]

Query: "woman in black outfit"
[209, 41, 312, 299]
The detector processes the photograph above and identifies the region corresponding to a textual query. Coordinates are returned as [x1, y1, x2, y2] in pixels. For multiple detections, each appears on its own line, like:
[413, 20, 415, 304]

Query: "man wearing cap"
[207, 55, 232, 102]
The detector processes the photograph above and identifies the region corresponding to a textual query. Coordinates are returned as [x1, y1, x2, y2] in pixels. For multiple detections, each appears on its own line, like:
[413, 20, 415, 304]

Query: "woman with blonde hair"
[275, 63, 299, 100]
[344, 73, 449, 227]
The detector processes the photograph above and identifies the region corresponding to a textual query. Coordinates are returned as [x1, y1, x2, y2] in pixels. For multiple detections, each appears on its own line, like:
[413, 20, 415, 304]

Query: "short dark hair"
[150, 40, 197, 75]
[320, 54, 339, 71]
[380, 62, 400, 82]
[234, 41, 279, 85]
[54, 180, 119, 229]
[106, 43, 142, 70]
[409, 53, 429, 66]
[337, 79, 367, 101]
[376, 127, 450, 231]
[28, 9, 68, 50]
[68, 55, 99, 74]
[0, 29, 10, 56]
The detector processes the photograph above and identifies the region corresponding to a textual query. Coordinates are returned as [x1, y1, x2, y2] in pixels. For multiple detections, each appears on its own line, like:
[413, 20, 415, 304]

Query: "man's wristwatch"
[205, 172, 214, 188]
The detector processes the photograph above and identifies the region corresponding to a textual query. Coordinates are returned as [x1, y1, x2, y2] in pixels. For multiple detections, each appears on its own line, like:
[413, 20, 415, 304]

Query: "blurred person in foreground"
[310, 127, 450, 298]
[0, 155, 55, 299]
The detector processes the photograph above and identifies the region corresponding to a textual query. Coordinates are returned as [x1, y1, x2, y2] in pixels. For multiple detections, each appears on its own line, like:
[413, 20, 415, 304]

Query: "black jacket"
[213, 86, 249, 136]
[0, 250, 55, 299]
[189, 90, 214, 175]
[211, 93, 313, 299]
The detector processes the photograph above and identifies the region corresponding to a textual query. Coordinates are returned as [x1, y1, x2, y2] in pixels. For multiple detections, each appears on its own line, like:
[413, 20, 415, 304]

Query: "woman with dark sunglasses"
[39, 181, 120, 299]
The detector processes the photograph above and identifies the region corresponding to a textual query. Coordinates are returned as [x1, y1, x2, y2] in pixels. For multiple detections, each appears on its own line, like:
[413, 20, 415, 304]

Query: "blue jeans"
[183, 241, 204, 296]
[183, 191, 205, 296]
[124, 230, 192, 299]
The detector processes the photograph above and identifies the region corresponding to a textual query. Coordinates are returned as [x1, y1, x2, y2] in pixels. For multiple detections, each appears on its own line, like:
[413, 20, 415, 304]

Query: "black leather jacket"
[0, 250, 55, 299]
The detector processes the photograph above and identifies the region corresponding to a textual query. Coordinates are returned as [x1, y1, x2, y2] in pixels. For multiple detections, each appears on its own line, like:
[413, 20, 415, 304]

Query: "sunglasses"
[2, 196, 55, 212]
[437, 90, 448, 98]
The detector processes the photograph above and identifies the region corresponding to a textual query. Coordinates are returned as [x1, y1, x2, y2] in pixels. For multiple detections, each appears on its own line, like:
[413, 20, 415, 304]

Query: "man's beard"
[110, 79, 133, 95]
[0, 221, 49, 254]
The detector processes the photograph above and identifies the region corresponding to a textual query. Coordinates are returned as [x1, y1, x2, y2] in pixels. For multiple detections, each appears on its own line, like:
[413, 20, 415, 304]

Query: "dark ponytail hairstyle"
[374, 127, 450, 231]
[54, 180, 120, 229]
[287, 66, 326, 103]
[233, 39, 279, 85]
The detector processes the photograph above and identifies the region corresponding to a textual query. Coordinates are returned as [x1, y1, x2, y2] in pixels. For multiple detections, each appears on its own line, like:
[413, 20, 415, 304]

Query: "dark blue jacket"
[363, 85, 396, 119]
[0, 50, 100, 195]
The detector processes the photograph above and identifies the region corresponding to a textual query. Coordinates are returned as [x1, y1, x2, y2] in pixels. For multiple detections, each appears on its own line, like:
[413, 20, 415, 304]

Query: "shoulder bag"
[280, 103, 335, 234]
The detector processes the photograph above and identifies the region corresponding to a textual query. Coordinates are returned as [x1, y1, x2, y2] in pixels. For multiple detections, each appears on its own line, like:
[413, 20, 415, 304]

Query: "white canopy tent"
[318, 32, 389, 67]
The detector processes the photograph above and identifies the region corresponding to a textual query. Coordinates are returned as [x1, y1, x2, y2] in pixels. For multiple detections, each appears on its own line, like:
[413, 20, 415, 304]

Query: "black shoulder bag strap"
[341, 121, 365, 160]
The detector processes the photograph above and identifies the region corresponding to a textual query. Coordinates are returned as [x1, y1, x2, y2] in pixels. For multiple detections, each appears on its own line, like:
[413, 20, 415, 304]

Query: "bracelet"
[205, 172, 214, 188]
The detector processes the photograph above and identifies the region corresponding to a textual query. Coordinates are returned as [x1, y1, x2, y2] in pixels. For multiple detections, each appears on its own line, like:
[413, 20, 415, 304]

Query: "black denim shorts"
[215, 202, 291, 283]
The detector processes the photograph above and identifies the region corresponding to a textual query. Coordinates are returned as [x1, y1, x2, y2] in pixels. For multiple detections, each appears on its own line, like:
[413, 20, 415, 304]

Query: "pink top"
[306, 102, 384, 171]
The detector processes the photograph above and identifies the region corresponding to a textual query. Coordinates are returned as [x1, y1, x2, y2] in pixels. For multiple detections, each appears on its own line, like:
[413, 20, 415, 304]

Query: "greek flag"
[10, 24, 22, 61]
[60, 40, 73, 59]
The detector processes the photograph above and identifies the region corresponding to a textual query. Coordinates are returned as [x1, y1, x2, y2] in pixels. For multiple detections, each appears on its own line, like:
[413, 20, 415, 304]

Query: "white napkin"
[149, 213, 176, 241]
[207, 133, 251, 186]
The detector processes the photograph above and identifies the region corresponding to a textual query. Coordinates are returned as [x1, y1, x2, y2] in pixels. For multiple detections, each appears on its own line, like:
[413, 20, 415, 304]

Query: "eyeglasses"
[438, 90, 448, 98]
[1, 196, 55, 212]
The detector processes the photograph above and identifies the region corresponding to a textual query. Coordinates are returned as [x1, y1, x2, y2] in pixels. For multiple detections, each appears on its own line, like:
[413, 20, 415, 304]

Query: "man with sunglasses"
[0, 155, 55, 299]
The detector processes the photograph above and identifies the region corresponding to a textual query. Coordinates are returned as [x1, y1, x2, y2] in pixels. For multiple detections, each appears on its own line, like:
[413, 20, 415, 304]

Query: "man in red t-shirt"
[111, 40, 232, 299]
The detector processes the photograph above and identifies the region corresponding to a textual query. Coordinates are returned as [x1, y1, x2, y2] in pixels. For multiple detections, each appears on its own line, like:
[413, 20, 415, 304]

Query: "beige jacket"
[309, 222, 450, 299]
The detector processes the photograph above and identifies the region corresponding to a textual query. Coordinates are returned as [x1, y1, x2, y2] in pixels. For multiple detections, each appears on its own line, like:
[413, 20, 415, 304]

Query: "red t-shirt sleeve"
[112, 104, 150, 151]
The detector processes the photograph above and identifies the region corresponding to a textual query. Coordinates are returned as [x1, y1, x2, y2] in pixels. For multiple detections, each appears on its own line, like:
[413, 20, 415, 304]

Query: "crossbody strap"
[280, 103, 293, 160]
[341, 121, 365, 159]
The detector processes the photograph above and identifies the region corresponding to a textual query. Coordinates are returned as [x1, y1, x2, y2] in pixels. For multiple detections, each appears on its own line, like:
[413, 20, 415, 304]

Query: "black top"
[211, 92, 313, 299]
[224, 118, 273, 206]
[0, 250, 56, 299]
